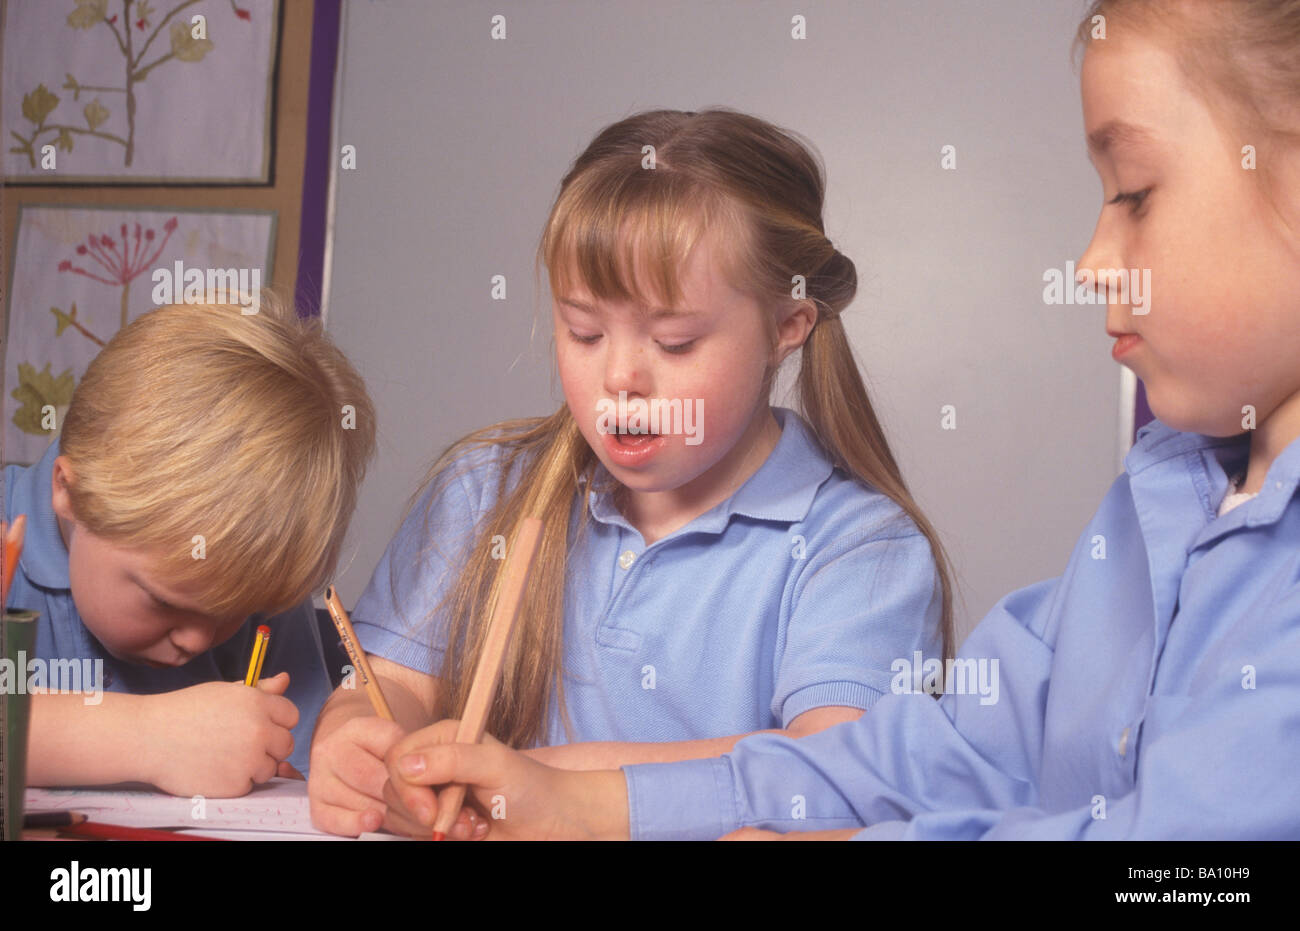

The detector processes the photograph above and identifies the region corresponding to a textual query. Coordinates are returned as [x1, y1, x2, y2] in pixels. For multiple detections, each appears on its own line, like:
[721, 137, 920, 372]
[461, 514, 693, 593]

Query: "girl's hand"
[142, 672, 298, 798]
[307, 713, 408, 836]
[382, 719, 629, 840]
[719, 827, 785, 840]
[720, 826, 862, 840]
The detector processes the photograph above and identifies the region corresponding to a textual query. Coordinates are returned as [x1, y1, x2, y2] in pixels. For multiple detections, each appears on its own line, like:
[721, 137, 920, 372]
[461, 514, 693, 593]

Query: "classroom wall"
[324, 0, 1116, 646]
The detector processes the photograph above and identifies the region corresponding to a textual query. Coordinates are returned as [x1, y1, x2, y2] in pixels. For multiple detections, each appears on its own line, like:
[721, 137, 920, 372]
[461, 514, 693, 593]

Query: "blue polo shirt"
[624, 419, 1300, 839]
[2, 438, 331, 776]
[352, 406, 944, 744]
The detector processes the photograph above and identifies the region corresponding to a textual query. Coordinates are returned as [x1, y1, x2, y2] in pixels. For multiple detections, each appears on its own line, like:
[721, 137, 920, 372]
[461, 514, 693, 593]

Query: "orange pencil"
[2, 514, 28, 609]
[323, 585, 394, 721]
[431, 516, 543, 840]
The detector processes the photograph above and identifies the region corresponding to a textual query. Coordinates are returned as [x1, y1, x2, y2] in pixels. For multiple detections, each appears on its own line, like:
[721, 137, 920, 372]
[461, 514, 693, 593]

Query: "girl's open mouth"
[602, 430, 667, 466]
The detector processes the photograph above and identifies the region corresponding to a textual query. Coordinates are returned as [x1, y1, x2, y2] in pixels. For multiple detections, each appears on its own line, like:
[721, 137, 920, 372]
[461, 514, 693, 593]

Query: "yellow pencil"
[244, 624, 271, 686]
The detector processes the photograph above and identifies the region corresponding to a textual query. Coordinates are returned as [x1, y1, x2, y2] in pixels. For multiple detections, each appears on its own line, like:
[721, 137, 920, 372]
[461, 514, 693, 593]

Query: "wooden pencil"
[323, 585, 394, 721]
[431, 516, 543, 840]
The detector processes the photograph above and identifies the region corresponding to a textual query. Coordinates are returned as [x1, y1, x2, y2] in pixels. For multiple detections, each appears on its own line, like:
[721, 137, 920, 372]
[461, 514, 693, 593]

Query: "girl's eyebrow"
[1087, 118, 1158, 158]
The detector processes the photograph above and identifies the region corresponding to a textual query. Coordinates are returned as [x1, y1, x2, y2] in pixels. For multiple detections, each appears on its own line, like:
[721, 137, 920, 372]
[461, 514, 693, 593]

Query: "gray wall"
[324, 0, 1117, 646]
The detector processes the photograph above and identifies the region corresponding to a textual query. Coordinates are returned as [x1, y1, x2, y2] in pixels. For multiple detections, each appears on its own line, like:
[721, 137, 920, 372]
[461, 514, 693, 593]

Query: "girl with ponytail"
[380, 0, 1300, 841]
[309, 108, 955, 837]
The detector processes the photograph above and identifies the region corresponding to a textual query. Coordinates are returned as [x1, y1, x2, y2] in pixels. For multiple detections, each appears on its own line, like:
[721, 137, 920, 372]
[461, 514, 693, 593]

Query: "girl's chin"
[1143, 388, 1244, 437]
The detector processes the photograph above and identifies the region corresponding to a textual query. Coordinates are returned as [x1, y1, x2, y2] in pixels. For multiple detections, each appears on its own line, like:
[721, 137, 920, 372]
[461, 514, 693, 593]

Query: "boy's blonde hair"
[410, 108, 957, 749]
[58, 294, 376, 619]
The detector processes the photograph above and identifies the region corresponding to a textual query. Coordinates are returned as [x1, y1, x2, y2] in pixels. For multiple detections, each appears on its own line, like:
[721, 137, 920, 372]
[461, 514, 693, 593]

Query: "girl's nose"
[1075, 213, 1120, 303]
[603, 342, 651, 396]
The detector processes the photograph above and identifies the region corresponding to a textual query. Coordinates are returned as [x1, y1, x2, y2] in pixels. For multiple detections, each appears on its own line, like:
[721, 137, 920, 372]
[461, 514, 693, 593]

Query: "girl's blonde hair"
[59, 293, 376, 619]
[1075, 0, 1300, 194]
[413, 108, 957, 748]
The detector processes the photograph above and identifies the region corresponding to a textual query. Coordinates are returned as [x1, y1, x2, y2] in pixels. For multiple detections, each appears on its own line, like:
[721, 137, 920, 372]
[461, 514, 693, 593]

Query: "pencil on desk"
[59, 821, 226, 842]
[2, 514, 28, 609]
[23, 810, 87, 829]
[244, 624, 271, 686]
[431, 516, 543, 841]
[324, 585, 394, 721]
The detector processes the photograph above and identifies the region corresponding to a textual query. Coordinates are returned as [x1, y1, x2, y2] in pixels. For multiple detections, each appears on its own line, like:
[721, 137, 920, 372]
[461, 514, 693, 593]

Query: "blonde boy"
[3, 296, 375, 797]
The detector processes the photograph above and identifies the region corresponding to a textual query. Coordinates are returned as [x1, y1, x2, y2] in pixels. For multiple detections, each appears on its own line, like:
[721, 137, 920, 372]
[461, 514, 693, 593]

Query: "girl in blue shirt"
[309, 109, 956, 836]
[378, 0, 1300, 839]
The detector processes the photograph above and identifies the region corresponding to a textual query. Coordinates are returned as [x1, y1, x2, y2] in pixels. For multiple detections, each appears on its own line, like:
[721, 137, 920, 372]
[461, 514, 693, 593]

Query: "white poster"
[4, 204, 276, 464]
[4, 0, 279, 183]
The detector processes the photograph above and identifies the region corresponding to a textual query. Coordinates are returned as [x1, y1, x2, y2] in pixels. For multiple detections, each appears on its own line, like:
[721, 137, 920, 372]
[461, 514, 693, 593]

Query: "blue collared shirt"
[3, 438, 331, 775]
[352, 406, 943, 744]
[624, 419, 1300, 839]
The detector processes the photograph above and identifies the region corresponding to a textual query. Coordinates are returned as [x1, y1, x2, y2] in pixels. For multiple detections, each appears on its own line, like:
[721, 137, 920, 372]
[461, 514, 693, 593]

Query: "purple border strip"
[293, 0, 342, 318]
[1134, 379, 1154, 443]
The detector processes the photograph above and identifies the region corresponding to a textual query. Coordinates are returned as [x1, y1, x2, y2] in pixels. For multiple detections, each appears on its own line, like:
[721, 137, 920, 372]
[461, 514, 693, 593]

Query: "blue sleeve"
[259, 599, 332, 776]
[773, 530, 942, 726]
[854, 583, 1300, 840]
[624, 576, 1059, 840]
[349, 452, 489, 676]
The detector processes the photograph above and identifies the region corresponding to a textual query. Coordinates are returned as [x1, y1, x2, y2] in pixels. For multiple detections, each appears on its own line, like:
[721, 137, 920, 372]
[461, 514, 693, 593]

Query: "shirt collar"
[1126, 418, 1300, 529]
[14, 436, 72, 590]
[584, 406, 835, 536]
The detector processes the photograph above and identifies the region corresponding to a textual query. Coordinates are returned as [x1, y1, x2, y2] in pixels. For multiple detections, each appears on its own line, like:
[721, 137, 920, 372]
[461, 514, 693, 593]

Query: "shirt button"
[1118, 726, 1130, 758]
[618, 550, 636, 569]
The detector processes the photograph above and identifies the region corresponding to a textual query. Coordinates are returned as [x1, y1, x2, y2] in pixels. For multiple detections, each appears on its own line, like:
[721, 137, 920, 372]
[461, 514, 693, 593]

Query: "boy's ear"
[50, 455, 77, 521]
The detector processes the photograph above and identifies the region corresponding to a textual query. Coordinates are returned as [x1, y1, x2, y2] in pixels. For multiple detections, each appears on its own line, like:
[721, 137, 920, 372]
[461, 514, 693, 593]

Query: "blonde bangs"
[541, 164, 751, 317]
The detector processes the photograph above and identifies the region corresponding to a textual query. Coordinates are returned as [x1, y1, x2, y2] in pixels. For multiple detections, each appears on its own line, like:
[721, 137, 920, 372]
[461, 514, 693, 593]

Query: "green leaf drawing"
[84, 99, 109, 130]
[169, 21, 213, 62]
[22, 84, 59, 125]
[51, 304, 77, 336]
[66, 0, 108, 30]
[55, 128, 74, 152]
[11, 362, 75, 435]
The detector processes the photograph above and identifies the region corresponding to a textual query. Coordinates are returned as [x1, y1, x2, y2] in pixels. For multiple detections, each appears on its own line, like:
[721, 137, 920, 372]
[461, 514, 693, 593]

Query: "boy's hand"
[382, 719, 629, 840]
[307, 714, 408, 836]
[142, 671, 298, 798]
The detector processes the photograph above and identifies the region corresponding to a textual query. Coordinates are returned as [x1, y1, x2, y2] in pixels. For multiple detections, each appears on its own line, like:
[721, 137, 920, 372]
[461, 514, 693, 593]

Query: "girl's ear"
[772, 299, 819, 366]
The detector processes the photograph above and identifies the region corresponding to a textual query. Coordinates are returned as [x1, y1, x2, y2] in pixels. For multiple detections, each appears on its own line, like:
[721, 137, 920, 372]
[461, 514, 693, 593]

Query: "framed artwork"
[3, 0, 281, 184]
[3, 203, 275, 464]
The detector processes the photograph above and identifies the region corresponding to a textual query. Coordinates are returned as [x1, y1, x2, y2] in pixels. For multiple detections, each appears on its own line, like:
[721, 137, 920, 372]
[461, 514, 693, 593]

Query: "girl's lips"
[1112, 333, 1142, 359]
[601, 430, 667, 467]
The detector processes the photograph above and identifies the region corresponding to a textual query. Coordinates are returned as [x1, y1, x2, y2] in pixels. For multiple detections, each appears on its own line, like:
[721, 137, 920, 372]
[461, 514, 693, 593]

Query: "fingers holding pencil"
[382, 720, 590, 841]
[383, 720, 515, 839]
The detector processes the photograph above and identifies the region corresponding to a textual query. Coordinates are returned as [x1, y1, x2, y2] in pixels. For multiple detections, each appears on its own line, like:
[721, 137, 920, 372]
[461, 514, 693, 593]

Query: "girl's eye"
[567, 330, 600, 345]
[1108, 187, 1151, 212]
[657, 340, 696, 355]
